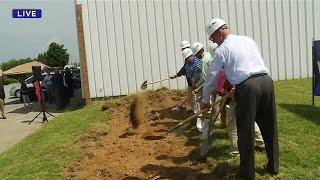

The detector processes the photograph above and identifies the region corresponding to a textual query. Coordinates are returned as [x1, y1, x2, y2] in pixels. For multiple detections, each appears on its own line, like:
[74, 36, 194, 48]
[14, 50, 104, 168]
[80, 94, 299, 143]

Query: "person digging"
[202, 18, 279, 179]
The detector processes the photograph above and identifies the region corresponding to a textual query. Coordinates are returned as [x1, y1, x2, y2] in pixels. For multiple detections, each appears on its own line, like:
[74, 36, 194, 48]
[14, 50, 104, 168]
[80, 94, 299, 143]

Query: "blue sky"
[0, 0, 79, 64]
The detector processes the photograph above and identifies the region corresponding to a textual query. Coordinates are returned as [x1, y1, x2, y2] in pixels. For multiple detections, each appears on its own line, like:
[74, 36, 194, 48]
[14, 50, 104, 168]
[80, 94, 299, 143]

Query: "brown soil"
[65, 88, 229, 179]
[129, 93, 146, 129]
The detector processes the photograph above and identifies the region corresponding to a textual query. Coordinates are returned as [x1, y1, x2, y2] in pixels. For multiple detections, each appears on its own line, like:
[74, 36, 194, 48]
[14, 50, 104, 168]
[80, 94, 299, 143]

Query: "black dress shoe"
[267, 169, 279, 176]
[254, 146, 265, 152]
[266, 165, 279, 175]
[235, 172, 250, 180]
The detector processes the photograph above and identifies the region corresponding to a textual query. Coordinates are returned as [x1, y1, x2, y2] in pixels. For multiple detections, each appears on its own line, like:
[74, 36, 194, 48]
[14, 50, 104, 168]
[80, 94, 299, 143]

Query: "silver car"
[9, 74, 45, 98]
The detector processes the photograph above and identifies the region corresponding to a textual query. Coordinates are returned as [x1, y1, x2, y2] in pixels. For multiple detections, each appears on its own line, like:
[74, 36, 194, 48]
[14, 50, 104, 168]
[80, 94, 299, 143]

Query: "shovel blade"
[140, 80, 148, 90]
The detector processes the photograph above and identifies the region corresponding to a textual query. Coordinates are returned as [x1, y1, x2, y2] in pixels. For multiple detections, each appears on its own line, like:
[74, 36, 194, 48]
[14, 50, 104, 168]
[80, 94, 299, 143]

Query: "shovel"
[172, 84, 204, 112]
[165, 93, 231, 137]
[171, 98, 188, 112]
[192, 83, 204, 95]
[140, 78, 170, 90]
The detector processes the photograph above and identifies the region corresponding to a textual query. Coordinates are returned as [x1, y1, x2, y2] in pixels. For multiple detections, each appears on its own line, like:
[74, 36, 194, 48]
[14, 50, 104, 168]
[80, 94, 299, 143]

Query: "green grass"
[207, 78, 320, 179]
[0, 79, 319, 179]
[0, 101, 108, 179]
[3, 77, 19, 85]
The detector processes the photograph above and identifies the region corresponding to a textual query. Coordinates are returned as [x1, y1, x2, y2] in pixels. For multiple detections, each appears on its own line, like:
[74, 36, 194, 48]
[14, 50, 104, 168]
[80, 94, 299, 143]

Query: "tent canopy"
[3, 61, 50, 76]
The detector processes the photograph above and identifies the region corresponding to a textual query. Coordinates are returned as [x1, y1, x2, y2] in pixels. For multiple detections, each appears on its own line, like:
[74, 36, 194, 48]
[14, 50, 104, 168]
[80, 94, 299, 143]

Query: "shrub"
[3, 77, 19, 85]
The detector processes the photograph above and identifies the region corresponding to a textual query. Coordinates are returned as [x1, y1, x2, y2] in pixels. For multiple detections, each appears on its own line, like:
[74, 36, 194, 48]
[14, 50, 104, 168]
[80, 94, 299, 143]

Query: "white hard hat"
[208, 42, 218, 56]
[206, 18, 226, 37]
[190, 42, 204, 55]
[180, 40, 190, 49]
[182, 48, 193, 59]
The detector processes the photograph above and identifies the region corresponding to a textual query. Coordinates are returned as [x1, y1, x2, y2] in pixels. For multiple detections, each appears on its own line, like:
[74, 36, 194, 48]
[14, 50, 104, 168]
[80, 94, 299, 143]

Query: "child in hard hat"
[191, 42, 213, 88]
[170, 40, 190, 80]
[181, 48, 202, 114]
[170, 40, 198, 114]
[189, 42, 213, 157]
[190, 42, 212, 134]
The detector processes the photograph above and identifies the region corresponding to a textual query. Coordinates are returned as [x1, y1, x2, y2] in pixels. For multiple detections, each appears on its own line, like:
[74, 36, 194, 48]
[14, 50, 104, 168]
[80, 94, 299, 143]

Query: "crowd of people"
[20, 68, 74, 110]
[170, 18, 279, 179]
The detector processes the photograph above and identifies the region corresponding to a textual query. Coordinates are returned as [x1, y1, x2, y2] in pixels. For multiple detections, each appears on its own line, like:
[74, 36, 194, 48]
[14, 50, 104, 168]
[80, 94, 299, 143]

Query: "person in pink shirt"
[33, 79, 45, 109]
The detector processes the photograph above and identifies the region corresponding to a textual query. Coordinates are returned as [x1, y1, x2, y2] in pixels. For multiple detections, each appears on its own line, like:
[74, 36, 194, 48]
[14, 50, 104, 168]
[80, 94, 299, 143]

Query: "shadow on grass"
[279, 103, 320, 125]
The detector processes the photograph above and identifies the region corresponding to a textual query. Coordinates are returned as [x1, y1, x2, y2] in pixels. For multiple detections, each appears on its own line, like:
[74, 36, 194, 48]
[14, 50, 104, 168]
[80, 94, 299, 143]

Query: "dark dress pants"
[235, 74, 279, 179]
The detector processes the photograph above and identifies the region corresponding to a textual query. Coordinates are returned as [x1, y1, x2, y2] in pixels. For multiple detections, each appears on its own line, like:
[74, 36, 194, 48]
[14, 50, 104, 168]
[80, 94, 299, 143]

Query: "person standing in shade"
[64, 68, 73, 106]
[20, 79, 31, 109]
[0, 77, 6, 119]
[43, 70, 54, 104]
[202, 18, 279, 179]
[52, 68, 65, 110]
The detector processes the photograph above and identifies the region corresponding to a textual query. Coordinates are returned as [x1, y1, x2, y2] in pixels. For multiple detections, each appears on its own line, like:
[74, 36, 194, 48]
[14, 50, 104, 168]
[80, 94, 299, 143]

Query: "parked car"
[9, 74, 46, 98]
[9, 69, 81, 98]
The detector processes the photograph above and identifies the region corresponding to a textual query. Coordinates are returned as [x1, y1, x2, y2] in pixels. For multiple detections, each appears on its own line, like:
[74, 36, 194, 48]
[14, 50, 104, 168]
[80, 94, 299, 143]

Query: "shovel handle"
[147, 78, 170, 85]
[192, 83, 204, 94]
[177, 98, 188, 107]
[166, 93, 230, 136]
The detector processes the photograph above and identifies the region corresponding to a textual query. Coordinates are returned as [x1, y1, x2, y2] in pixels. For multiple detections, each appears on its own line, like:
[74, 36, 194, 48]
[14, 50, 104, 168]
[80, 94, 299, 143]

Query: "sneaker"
[196, 118, 203, 132]
[224, 149, 239, 157]
[255, 144, 266, 152]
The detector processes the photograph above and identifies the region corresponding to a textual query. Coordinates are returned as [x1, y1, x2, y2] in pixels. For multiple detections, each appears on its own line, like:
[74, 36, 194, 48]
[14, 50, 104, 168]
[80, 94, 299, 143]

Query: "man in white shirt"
[202, 18, 279, 179]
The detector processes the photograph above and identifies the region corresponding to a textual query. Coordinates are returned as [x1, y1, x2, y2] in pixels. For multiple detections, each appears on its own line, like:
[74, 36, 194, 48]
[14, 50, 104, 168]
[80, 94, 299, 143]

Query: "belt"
[249, 73, 267, 79]
[237, 73, 268, 86]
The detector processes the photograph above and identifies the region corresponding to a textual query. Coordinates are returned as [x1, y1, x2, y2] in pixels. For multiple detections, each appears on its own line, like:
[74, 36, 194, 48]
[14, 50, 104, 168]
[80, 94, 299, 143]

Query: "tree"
[37, 52, 47, 63]
[44, 42, 70, 67]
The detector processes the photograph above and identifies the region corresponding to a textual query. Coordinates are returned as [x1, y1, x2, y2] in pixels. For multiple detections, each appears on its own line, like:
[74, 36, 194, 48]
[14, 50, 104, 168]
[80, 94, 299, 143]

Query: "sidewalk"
[0, 83, 81, 153]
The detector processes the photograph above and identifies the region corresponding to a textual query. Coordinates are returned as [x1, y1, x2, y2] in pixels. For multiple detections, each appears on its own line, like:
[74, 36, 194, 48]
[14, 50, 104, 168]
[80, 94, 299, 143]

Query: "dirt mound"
[65, 89, 224, 179]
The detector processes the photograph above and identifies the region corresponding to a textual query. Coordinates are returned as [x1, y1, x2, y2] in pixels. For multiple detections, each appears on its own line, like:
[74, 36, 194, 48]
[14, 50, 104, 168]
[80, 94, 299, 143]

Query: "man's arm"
[170, 65, 186, 79]
[202, 53, 223, 104]
[177, 66, 186, 77]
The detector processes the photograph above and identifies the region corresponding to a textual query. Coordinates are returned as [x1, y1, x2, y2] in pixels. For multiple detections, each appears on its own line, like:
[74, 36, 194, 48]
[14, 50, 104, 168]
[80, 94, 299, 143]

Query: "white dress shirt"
[202, 34, 269, 104]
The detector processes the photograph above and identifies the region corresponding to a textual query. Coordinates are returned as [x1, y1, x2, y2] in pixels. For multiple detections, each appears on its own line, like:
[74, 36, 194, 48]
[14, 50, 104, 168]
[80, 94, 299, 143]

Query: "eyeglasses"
[209, 34, 214, 41]
[209, 28, 222, 41]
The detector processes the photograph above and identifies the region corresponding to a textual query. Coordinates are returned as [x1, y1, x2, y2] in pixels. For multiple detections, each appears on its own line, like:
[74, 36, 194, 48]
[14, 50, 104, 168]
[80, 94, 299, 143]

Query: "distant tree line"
[0, 58, 34, 72]
[1, 42, 70, 72]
